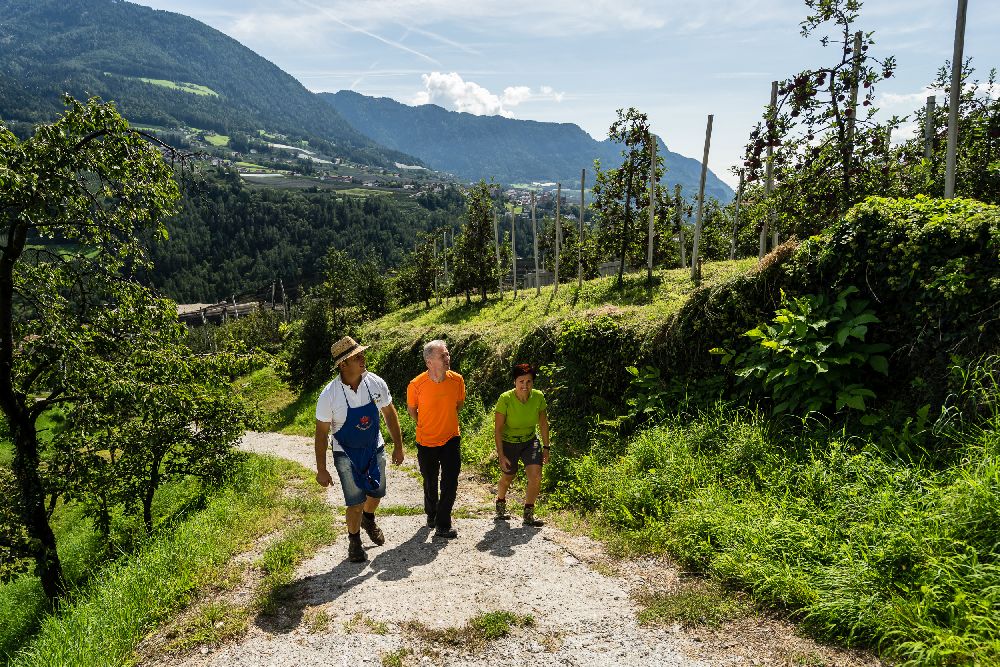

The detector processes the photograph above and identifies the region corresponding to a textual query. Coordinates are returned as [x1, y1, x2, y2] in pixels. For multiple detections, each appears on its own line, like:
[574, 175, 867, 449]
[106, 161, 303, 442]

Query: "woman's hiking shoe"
[522, 504, 544, 527]
[434, 528, 458, 539]
[361, 513, 385, 546]
[495, 499, 510, 520]
[347, 532, 366, 562]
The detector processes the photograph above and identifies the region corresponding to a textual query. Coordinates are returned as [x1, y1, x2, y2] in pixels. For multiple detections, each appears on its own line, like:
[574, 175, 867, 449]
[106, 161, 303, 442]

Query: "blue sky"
[135, 0, 999, 187]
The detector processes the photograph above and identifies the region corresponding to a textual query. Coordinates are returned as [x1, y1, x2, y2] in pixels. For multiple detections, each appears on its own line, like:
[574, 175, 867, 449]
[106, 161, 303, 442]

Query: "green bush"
[716, 286, 890, 415]
[789, 196, 1000, 410]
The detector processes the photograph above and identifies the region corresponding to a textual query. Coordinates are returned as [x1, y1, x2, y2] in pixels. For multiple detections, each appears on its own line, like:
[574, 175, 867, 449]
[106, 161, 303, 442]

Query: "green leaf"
[869, 355, 889, 375]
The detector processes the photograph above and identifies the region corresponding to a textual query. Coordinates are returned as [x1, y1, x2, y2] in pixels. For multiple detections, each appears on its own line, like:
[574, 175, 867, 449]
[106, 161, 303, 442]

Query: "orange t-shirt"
[407, 370, 465, 447]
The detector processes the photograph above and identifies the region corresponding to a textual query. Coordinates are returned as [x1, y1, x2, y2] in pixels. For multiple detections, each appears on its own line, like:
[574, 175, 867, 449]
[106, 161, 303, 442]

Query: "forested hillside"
[0, 0, 417, 168]
[142, 169, 464, 303]
[322, 90, 734, 200]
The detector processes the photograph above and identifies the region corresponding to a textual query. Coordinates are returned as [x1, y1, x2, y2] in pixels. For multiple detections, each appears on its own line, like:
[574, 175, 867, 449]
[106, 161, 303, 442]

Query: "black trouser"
[416, 436, 461, 531]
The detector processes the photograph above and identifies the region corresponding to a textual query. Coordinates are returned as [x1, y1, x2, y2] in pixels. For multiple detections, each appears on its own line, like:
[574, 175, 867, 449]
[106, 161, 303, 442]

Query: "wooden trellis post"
[554, 183, 561, 294]
[760, 80, 778, 259]
[924, 95, 936, 159]
[646, 133, 656, 286]
[675, 184, 685, 269]
[578, 169, 585, 288]
[730, 170, 745, 260]
[691, 114, 713, 282]
[532, 192, 540, 297]
[494, 211, 503, 298]
[945, 0, 969, 198]
[511, 209, 517, 298]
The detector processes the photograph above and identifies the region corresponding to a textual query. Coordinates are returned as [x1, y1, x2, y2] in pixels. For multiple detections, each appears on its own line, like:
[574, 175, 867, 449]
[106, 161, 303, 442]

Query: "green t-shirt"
[494, 389, 547, 443]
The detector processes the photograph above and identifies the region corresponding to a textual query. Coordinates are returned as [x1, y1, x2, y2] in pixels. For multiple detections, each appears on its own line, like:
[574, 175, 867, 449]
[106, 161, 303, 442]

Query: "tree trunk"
[13, 424, 64, 601]
[617, 169, 634, 287]
[143, 454, 163, 534]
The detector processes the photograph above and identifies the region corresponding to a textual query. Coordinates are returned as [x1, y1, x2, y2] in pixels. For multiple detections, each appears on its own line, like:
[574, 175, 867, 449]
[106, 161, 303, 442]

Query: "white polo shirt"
[315, 372, 392, 453]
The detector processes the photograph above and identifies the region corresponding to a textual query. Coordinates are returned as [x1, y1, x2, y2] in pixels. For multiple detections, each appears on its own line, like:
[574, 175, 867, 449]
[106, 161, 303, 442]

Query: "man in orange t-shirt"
[407, 339, 465, 538]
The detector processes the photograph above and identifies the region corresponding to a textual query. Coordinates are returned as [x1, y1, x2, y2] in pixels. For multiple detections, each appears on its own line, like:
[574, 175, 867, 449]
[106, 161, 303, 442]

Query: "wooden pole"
[760, 80, 778, 259]
[841, 29, 863, 218]
[578, 169, 585, 287]
[674, 184, 685, 269]
[532, 192, 540, 296]
[646, 132, 656, 285]
[924, 95, 937, 159]
[691, 114, 713, 281]
[554, 183, 561, 294]
[433, 238, 440, 305]
[443, 230, 449, 285]
[945, 0, 969, 198]
[494, 211, 503, 298]
[511, 210, 517, 298]
[730, 170, 745, 260]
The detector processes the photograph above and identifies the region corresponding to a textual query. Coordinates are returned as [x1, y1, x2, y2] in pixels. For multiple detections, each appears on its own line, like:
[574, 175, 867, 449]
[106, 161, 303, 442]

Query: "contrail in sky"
[292, 0, 441, 65]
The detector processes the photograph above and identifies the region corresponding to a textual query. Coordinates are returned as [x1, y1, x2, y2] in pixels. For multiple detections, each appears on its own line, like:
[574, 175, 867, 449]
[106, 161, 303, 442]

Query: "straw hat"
[330, 336, 369, 367]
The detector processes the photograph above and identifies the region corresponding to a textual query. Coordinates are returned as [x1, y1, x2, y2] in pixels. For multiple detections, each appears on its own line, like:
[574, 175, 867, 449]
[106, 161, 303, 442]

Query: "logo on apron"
[357, 415, 373, 430]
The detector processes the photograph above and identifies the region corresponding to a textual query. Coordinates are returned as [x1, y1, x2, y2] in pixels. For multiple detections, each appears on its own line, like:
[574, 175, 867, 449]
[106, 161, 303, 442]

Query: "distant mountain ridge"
[322, 90, 734, 201]
[0, 0, 418, 168]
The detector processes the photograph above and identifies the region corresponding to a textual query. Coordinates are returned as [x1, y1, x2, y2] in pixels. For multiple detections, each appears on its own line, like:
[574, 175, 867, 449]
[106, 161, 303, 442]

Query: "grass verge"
[548, 406, 1000, 666]
[7, 454, 336, 666]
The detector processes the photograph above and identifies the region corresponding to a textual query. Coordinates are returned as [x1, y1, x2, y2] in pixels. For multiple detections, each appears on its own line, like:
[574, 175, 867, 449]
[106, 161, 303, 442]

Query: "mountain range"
[0, 0, 733, 199]
[323, 91, 734, 201]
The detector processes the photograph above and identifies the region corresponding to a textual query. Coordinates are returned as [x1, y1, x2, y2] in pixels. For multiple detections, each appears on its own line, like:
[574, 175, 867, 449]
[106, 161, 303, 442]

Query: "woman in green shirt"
[494, 363, 550, 527]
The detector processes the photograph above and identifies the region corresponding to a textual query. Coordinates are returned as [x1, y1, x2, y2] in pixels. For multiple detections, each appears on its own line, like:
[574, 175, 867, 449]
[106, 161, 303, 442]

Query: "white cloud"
[412, 72, 564, 117]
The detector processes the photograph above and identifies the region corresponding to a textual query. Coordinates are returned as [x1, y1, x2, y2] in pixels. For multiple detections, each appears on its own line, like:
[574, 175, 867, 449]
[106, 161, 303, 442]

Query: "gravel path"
[150, 432, 882, 667]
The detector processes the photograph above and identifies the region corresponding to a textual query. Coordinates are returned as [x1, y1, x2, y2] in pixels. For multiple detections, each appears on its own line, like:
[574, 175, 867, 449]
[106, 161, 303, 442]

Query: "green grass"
[5, 455, 336, 666]
[381, 648, 411, 667]
[135, 78, 218, 97]
[548, 406, 1000, 666]
[637, 581, 751, 628]
[365, 259, 754, 352]
[204, 134, 229, 147]
[403, 610, 533, 649]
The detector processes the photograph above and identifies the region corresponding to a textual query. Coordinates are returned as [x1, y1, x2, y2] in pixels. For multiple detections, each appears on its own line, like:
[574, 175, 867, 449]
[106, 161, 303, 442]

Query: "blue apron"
[333, 380, 383, 494]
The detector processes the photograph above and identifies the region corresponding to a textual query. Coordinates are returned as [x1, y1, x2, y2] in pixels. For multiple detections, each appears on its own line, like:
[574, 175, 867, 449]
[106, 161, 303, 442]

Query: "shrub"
[716, 286, 890, 415]
[788, 196, 1000, 410]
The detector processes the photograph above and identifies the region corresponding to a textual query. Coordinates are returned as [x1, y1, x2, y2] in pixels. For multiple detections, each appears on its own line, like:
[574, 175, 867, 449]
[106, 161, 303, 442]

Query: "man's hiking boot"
[434, 528, 458, 539]
[361, 512, 385, 546]
[495, 499, 510, 520]
[522, 504, 544, 527]
[347, 532, 366, 562]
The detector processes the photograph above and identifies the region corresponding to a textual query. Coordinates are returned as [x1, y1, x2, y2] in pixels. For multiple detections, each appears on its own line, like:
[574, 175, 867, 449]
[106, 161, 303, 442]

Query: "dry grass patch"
[344, 612, 389, 635]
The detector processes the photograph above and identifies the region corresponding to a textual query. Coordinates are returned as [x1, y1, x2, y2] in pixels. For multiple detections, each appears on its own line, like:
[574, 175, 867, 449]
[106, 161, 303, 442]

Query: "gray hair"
[422, 339, 447, 362]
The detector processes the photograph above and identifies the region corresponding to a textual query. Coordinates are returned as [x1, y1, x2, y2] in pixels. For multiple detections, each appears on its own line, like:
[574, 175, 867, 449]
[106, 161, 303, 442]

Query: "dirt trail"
[149, 432, 882, 667]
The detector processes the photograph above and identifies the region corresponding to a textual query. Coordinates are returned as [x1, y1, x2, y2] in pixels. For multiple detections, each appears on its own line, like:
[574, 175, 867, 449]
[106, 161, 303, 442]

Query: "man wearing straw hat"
[315, 336, 404, 563]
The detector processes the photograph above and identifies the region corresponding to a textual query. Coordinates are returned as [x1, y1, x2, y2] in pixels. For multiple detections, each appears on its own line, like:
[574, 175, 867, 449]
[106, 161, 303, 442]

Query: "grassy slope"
[367, 259, 755, 351]
[3, 455, 335, 666]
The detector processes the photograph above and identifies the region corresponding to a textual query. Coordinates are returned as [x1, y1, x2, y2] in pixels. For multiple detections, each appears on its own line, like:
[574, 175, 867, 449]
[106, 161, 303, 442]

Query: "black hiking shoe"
[433, 528, 458, 539]
[522, 504, 544, 527]
[361, 513, 385, 546]
[495, 499, 510, 520]
[426, 514, 436, 528]
[347, 532, 366, 562]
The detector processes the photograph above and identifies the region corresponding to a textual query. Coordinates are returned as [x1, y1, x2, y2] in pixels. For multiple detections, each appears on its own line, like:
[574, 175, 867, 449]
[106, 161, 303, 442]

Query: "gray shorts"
[332, 449, 387, 507]
[500, 438, 542, 476]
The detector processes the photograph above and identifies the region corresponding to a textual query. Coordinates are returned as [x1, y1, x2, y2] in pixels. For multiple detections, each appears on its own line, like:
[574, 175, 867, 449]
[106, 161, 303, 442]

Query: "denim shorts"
[500, 438, 542, 475]
[332, 449, 387, 507]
